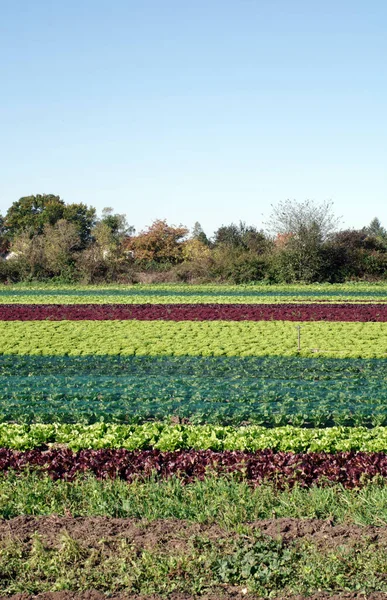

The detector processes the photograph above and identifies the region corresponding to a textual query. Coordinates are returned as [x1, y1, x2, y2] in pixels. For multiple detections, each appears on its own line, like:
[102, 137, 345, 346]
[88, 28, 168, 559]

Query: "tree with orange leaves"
[127, 220, 189, 264]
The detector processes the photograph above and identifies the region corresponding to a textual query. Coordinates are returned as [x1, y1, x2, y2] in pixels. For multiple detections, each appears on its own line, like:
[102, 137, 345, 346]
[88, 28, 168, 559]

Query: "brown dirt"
[0, 516, 225, 554]
[1, 518, 386, 600]
[252, 518, 387, 550]
[0, 516, 386, 552]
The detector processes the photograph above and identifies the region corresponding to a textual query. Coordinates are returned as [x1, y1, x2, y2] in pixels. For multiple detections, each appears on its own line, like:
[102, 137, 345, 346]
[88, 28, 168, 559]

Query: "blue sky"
[0, 0, 386, 237]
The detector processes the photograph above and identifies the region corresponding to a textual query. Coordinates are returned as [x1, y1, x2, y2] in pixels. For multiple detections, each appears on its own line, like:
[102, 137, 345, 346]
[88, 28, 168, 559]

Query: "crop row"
[2, 320, 387, 357]
[3, 423, 387, 453]
[2, 375, 387, 426]
[2, 354, 385, 378]
[2, 283, 387, 304]
[0, 448, 386, 488]
[2, 357, 387, 427]
[6, 373, 387, 406]
[4, 303, 387, 321]
[0, 395, 385, 427]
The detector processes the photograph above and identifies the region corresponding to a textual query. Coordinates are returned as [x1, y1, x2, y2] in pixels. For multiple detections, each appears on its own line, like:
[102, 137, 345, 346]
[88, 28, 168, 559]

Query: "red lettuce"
[1, 303, 387, 321]
[0, 448, 386, 488]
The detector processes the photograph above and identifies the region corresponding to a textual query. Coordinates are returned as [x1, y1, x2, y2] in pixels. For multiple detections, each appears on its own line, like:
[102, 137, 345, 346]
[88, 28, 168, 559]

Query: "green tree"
[5, 194, 65, 237]
[7, 231, 45, 279]
[191, 222, 209, 246]
[213, 221, 267, 253]
[62, 202, 97, 248]
[99, 207, 134, 242]
[42, 219, 80, 278]
[4, 194, 96, 248]
[0, 214, 9, 254]
[322, 228, 387, 281]
[367, 217, 387, 241]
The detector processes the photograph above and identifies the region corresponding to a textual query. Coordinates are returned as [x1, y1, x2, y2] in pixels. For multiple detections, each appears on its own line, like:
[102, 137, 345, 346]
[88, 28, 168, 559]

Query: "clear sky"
[0, 0, 386, 237]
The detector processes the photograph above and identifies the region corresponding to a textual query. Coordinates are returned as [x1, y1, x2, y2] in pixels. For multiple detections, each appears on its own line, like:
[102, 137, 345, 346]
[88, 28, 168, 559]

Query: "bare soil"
[0, 516, 386, 552]
[1, 517, 386, 600]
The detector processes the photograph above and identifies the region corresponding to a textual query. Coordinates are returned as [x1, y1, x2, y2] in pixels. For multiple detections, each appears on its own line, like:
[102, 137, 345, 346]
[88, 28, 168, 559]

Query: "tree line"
[0, 194, 386, 284]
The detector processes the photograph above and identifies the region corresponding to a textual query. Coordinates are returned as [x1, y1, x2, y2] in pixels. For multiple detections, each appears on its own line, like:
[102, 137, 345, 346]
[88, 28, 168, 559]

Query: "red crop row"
[0, 448, 386, 488]
[2, 303, 387, 321]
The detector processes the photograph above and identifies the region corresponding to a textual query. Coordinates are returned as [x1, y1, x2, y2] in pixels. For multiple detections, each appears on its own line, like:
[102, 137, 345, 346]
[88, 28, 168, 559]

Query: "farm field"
[1, 283, 387, 599]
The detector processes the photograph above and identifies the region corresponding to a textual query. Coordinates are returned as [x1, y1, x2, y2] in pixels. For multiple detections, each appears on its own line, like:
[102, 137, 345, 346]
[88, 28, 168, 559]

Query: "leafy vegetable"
[1, 319, 387, 358]
[2, 303, 387, 321]
[2, 422, 387, 453]
[0, 448, 386, 488]
[2, 282, 387, 304]
[1, 355, 387, 426]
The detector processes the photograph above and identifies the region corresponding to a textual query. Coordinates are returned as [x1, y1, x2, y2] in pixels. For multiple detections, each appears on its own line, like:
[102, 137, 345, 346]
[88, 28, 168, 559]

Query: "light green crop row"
[1, 320, 387, 357]
[2, 422, 387, 452]
[0, 295, 353, 304]
[1, 282, 387, 304]
[3, 283, 387, 291]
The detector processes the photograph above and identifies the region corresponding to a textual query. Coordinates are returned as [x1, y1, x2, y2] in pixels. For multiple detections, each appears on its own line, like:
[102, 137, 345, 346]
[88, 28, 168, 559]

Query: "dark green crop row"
[1, 356, 387, 427]
[2, 422, 387, 452]
[2, 354, 386, 378]
[2, 397, 386, 427]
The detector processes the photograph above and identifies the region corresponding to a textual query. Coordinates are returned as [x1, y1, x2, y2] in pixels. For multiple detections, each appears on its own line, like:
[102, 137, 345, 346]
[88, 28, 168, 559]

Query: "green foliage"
[4, 195, 96, 246]
[214, 535, 295, 593]
[5, 220, 80, 282]
[99, 207, 134, 241]
[0, 474, 386, 596]
[191, 221, 209, 246]
[1, 526, 386, 596]
[209, 246, 268, 283]
[0, 214, 8, 255]
[4, 194, 65, 238]
[62, 202, 97, 248]
[0, 532, 214, 595]
[264, 200, 342, 283]
[3, 423, 387, 453]
[2, 354, 387, 427]
[2, 318, 387, 358]
[2, 195, 387, 283]
[367, 217, 387, 241]
[4, 282, 387, 304]
[213, 221, 268, 252]
[268, 241, 325, 283]
[1, 472, 387, 525]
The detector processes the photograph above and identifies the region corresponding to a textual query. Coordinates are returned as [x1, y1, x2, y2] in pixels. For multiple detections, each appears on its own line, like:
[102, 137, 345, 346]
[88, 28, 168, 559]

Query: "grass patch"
[0, 472, 386, 526]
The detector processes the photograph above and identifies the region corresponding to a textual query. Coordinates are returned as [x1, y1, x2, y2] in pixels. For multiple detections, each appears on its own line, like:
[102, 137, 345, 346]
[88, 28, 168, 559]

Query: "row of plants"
[1, 394, 386, 426]
[6, 373, 387, 406]
[2, 353, 385, 377]
[2, 377, 387, 424]
[4, 302, 387, 321]
[0, 447, 386, 488]
[2, 319, 387, 357]
[2, 356, 387, 428]
[3, 282, 387, 304]
[3, 422, 387, 452]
